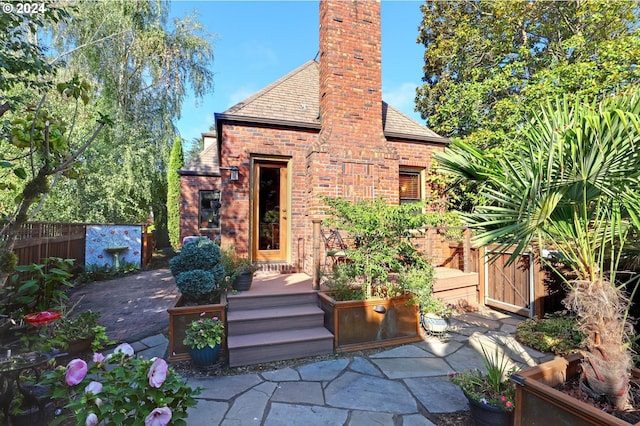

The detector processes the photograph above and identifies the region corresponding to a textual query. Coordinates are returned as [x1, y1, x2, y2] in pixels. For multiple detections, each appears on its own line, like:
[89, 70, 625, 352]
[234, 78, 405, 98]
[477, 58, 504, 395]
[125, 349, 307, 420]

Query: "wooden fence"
[9, 222, 155, 269]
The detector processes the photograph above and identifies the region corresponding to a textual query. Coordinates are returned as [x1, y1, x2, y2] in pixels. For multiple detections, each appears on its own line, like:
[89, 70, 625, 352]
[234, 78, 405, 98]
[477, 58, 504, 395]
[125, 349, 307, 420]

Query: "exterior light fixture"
[230, 166, 239, 181]
[373, 305, 387, 314]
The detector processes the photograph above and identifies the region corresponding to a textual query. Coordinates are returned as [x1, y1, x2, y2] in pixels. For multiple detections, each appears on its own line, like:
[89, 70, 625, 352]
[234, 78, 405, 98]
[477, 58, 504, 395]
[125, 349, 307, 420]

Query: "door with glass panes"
[252, 160, 288, 261]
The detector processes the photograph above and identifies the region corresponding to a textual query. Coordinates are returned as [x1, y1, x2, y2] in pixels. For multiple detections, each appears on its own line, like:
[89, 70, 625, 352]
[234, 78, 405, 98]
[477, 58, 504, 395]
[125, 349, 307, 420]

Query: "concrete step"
[226, 292, 318, 311]
[227, 305, 326, 336]
[227, 327, 334, 367]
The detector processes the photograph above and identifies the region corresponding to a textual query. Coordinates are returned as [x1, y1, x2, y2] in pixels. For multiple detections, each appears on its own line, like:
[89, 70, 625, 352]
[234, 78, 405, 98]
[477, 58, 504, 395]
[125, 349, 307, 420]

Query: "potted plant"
[167, 237, 227, 362]
[221, 247, 258, 292]
[38, 310, 113, 354]
[317, 197, 429, 351]
[436, 93, 640, 416]
[450, 344, 516, 426]
[183, 313, 224, 367]
[43, 343, 199, 425]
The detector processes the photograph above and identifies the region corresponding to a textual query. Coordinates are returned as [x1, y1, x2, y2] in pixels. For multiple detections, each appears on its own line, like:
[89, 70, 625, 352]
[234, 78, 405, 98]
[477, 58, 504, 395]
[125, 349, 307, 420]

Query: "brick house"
[179, 0, 449, 274]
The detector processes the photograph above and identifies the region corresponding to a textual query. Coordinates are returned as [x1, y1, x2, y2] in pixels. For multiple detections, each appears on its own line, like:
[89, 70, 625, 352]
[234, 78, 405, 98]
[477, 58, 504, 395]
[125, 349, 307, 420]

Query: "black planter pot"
[232, 271, 254, 291]
[464, 391, 513, 426]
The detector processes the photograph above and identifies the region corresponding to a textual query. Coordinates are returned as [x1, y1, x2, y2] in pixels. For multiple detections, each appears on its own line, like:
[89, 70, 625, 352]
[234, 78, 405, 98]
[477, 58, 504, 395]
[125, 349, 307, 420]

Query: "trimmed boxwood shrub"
[170, 238, 222, 275]
[175, 270, 216, 301]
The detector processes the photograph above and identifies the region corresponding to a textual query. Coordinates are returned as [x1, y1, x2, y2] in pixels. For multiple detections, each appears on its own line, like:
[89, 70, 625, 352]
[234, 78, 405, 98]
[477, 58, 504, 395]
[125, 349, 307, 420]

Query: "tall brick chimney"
[318, 0, 384, 147]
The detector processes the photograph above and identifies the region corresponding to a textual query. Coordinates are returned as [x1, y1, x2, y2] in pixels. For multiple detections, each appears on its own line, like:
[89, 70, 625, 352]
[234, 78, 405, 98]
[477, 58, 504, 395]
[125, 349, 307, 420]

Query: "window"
[399, 169, 422, 204]
[199, 190, 221, 229]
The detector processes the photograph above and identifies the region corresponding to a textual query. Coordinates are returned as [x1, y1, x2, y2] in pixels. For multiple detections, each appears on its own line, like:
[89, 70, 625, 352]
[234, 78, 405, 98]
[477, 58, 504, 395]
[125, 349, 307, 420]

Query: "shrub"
[515, 313, 584, 356]
[169, 237, 223, 277]
[323, 197, 431, 298]
[175, 270, 216, 301]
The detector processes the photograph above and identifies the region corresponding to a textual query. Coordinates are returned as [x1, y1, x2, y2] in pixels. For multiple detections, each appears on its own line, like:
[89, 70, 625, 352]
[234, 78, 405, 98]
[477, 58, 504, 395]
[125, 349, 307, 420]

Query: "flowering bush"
[44, 343, 200, 426]
[183, 313, 224, 350]
[449, 343, 516, 411]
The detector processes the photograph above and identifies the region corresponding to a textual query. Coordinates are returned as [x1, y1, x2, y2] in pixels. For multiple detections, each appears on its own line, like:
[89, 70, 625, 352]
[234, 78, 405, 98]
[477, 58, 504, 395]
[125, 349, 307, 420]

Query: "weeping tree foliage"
[435, 92, 640, 408]
[31, 0, 214, 247]
[167, 138, 184, 250]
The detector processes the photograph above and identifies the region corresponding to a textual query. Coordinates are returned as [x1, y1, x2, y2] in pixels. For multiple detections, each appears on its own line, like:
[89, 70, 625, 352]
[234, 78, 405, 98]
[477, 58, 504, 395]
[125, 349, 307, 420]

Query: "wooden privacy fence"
[11, 222, 86, 267]
[8, 222, 155, 269]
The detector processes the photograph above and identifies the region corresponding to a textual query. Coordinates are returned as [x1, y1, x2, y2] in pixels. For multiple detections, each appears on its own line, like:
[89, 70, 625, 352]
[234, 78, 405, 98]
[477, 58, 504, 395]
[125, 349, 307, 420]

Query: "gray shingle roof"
[179, 136, 220, 176]
[182, 60, 448, 174]
[220, 60, 447, 143]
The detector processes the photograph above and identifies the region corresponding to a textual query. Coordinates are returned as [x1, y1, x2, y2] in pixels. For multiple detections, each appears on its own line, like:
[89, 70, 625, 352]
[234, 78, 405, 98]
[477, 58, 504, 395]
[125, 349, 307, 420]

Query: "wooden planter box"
[512, 353, 640, 426]
[167, 294, 227, 362]
[317, 292, 421, 352]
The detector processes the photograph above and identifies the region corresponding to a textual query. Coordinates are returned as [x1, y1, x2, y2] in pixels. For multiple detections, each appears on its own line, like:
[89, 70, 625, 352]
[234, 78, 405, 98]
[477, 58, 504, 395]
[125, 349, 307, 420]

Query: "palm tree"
[435, 92, 640, 408]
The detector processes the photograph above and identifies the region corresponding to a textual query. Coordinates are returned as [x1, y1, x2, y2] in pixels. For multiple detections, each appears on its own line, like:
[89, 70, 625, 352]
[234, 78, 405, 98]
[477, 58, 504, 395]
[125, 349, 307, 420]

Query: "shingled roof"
[182, 60, 447, 174]
[217, 60, 447, 143]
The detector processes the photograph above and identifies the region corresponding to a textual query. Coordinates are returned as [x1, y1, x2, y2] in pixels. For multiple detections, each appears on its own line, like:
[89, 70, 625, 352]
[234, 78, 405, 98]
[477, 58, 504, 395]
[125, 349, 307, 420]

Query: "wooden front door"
[252, 161, 288, 261]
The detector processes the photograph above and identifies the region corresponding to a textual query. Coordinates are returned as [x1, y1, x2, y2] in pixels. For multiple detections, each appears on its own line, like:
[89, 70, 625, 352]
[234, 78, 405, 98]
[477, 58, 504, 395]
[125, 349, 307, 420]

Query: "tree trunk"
[564, 280, 632, 409]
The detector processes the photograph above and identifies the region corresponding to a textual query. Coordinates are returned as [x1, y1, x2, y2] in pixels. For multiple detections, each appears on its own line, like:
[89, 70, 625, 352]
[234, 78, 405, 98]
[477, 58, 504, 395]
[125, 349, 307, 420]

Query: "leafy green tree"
[416, 0, 640, 149]
[35, 0, 214, 246]
[167, 138, 184, 250]
[0, 1, 70, 114]
[435, 92, 640, 408]
[0, 76, 110, 284]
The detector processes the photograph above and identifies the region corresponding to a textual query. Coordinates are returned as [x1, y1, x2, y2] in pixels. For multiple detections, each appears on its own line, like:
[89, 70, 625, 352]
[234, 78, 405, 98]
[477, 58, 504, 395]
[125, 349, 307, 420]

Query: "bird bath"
[104, 246, 129, 270]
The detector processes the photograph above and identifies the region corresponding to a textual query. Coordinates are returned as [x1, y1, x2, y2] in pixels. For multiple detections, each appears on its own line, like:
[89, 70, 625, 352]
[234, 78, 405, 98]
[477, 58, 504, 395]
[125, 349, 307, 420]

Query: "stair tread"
[228, 327, 334, 349]
[227, 305, 324, 321]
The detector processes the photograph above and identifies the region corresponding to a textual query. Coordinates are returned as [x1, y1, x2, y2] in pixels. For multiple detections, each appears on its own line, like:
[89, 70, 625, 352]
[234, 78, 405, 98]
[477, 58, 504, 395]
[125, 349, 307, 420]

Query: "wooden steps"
[226, 289, 334, 367]
[433, 267, 479, 306]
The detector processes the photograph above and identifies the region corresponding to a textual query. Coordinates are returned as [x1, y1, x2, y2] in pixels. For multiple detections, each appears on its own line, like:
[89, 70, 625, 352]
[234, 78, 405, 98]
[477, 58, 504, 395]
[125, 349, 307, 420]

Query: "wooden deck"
[225, 268, 479, 366]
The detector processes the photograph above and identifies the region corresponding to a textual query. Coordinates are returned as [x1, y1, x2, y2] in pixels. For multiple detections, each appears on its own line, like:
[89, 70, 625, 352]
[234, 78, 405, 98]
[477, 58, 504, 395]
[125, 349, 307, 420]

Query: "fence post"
[312, 219, 322, 290]
[532, 244, 545, 318]
[463, 227, 472, 273]
[477, 245, 486, 306]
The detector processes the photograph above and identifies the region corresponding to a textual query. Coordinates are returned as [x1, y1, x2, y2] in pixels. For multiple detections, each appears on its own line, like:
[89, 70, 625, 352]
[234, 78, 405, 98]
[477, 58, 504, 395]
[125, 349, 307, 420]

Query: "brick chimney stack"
[318, 0, 385, 147]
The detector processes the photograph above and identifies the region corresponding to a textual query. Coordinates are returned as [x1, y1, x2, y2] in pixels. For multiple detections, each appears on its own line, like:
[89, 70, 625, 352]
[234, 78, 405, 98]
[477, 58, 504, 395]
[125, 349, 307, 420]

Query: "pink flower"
[113, 343, 134, 356]
[65, 359, 88, 386]
[85, 381, 103, 395]
[145, 407, 172, 426]
[93, 353, 105, 363]
[200, 312, 206, 317]
[213, 316, 219, 321]
[85, 413, 98, 426]
[506, 401, 513, 408]
[500, 395, 507, 402]
[148, 358, 168, 388]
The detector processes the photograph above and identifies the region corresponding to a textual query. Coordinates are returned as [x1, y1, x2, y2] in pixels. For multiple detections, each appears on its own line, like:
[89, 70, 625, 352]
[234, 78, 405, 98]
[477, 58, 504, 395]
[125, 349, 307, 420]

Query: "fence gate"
[484, 249, 534, 317]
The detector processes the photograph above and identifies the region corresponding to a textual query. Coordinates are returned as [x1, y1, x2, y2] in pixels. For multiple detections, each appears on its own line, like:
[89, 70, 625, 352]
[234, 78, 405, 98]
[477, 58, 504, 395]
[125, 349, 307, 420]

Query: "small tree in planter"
[436, 92, 640, 409]
[323, 197, 431, 299]
[319, 197, 435, 351]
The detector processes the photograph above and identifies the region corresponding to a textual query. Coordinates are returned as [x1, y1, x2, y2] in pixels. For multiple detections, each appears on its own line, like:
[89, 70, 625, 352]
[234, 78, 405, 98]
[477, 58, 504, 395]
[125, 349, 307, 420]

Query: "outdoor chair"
[321, 228, 349, 271]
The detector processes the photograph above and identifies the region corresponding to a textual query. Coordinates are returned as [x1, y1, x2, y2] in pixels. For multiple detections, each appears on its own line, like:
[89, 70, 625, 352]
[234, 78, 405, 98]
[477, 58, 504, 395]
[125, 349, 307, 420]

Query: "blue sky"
[170, 0, 426, 145]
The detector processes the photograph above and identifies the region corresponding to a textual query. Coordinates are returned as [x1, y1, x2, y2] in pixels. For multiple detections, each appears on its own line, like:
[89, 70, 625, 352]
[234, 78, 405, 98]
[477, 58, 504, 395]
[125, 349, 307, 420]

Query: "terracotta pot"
[512, 353, 640, 426]
[187, 344, 221, 367]
[65, 337, 93, 354]
[464, 391, 513, 426]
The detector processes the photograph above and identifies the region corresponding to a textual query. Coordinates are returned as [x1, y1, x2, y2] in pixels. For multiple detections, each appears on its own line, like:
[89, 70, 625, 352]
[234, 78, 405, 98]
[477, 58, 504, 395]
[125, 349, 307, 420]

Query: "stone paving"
[135, 309, 554, 426]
